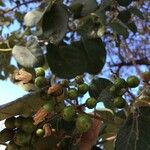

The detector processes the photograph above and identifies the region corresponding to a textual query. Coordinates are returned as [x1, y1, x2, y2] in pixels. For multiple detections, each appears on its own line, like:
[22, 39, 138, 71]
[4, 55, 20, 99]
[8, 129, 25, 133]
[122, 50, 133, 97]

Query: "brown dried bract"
[48, 84, 63, 96]
[13, 68, 32, 84]
[43, 123, 53, 137]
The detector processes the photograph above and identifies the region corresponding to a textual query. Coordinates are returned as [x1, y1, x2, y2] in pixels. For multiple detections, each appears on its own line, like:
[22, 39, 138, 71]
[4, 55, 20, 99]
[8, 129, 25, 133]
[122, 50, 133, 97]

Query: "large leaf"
[71, 0, 97, 16]
[0, 87, 48, 120]
[89, 78, 114, 109]
[115, 106, 150, 150]
[42, 4, 68, 44]
[46, 38, 106, 79]
[12, 38, 44, 68]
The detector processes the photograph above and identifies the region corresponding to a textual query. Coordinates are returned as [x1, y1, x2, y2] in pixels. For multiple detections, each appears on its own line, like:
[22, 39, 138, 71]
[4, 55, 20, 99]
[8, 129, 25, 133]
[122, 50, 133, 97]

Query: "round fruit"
[61, 79, 69, 87]
[114, 78, 127, 89]
[78, 83, 89, 95]
[0, 128, 14, 142]
[14, 130, 31, 146]
[142, 71, 150, 82]
[127, 76, 140, 88]
[75, 75, 84, 85]
[15, 116, 25, 128]
[76, 114, 92, 133]
[62, 106, 76, 121]
[118, 10, 131, 23]
[35, 67, 45, 77]
[5, 117, 15, 129]
[114, 97, 126, 108]
[43, 100, 55, 112]
[67, 88, 78, 100]
[117, 0, 132, 7]
[36, 128, 45, 137]
[85, 97, 97, 109]
[34, 76, 47, 88]
[22, 117, 36, 133]
[7, 141, 20, 150]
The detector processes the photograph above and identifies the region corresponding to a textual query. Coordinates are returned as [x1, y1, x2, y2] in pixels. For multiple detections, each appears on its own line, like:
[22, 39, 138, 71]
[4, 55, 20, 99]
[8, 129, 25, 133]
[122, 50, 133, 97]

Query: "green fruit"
[127, 76, 140, 88]
[36, 128, 45, 137]
[61, 79, 69, 87]
[15, 116, 25, 128]
[118, 10, 131, 23]
[117, 0, 132, 6]
[142, 71, 150, 82]
[34, 76, 47, 88]
[62, 106, 76, 121]
[85, 97, 97, 109]
[14, 130, 31, 146]
[76, 114, 92, 133]
[114, 97, 126, 108]
[114, 78, 127, 89]
[35, 67, 45, 77]
[0, 129, 14, 142]
[5, 117, 15, 129]
[22, 117, 36, 133]
[43, 100, 55, 112]
[7, 141, 20, 150]
[67, 88, 78, 100]
[75, 75, 84, 85]
[78, 83, 89, 95]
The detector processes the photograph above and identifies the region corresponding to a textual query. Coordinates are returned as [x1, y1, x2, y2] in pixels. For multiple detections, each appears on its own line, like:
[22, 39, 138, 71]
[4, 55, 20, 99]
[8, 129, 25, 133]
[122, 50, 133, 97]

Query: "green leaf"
[96, 108, 114, 123]
[71, 0, 97, 16]
[24, 10, 42, 27]
[12, 38, 44, 68]
[127, 22, 137, 33]
[115, 106, 150, 150]
[46, 38, 106, 79]
[110, 21, 129, 38]
[130, 7, 144, 20]
[42, 4, 68, 44]
[89, 78, 114, 109]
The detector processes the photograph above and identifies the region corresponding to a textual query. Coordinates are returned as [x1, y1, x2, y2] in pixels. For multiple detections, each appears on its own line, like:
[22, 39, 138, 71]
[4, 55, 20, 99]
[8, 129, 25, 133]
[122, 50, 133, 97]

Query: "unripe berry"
[114, 97, 126, 108]
[62, 106, 76, 121]
[34, 76, 47, 88]
[67, 88, 78, 100]
[85, 97, 97, 109]
[43, 100, 55, 112]
[75, 75, 84, 85]
[78, 83, 89, 95]
[36, 128, 45, 137]
[127, 76, 140, 88]
[5, 117, 15, 129]
[76, 114, 92, 133]
[35, 67, 45, 77]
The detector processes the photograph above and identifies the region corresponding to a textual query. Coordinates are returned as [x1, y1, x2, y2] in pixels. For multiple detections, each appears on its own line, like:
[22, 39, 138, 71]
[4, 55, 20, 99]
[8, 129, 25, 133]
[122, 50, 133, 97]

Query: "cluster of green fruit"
[0, 116, 45, 150]
[110, 75, 140, 108]
[34, 67, 48, 88]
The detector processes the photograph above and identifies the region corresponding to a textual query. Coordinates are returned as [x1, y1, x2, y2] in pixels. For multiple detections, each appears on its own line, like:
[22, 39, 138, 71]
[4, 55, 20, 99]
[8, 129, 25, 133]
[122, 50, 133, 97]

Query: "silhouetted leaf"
[115, 107, 150, 150]
[71, 0, 97, 16]
[42, 4, 68, 44]
[110, 21, 129, 38]
[46, 38, 106, 78]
